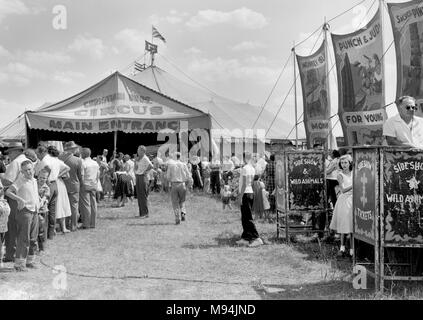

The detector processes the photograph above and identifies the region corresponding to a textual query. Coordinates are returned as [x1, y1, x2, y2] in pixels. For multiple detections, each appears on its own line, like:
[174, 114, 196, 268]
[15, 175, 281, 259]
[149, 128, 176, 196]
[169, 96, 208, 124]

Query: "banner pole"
[323, 18, 331, 152]
[379, 0, 386, 108]
[292, 42, 298, 149]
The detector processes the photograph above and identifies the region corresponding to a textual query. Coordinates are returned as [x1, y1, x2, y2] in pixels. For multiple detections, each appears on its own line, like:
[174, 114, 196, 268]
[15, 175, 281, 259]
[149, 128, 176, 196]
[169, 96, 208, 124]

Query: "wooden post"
[292, 43, 298, 149]
[113, 130, 117, 152]
[378, 148, 384, 292]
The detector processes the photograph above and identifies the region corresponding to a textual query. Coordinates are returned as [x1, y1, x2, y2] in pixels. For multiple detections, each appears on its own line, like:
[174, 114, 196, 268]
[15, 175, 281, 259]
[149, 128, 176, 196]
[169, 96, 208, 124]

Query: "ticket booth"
[353, 147, 423, 291]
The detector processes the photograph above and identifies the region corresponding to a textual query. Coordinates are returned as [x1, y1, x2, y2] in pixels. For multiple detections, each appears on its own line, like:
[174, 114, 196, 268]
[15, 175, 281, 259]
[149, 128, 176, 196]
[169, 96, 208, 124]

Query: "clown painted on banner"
[332, 7, 387, 146]
[388, 0, 423, 117]
[297, 40, 332, 149]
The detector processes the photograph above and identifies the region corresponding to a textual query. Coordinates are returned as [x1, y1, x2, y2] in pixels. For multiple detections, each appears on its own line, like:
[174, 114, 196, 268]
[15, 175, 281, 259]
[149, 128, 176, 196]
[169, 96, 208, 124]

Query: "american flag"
[152, 25, 166, 43]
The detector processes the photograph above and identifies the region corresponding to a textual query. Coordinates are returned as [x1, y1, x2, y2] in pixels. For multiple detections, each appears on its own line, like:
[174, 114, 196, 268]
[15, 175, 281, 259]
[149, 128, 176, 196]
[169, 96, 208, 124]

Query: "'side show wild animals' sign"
[353, 149, 378, 244]
[383, 150, 423, 244]
[287, 152, 325, 211]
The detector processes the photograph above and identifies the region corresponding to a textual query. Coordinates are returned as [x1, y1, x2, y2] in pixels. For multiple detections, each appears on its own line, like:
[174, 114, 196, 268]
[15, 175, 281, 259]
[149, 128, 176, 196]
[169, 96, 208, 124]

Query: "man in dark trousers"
[134, 145, 153, 218]
[59, 141, 84, 232]
[1, 142, 28, 262]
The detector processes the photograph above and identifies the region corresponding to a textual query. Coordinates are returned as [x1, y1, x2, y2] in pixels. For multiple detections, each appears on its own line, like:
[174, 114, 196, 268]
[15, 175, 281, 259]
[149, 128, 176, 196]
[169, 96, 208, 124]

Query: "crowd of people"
[8, 94, 420, 273]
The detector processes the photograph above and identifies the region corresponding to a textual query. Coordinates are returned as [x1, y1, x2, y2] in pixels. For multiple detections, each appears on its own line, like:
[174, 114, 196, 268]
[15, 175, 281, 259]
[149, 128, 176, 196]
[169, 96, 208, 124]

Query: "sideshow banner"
[383, 149, 423, 244]
[297, 41, 331, 148]
[332, 8, 387, 146]
[388, 0, 423, 116]
[286, 151, 325, 211]
[353, 148, 378, 245]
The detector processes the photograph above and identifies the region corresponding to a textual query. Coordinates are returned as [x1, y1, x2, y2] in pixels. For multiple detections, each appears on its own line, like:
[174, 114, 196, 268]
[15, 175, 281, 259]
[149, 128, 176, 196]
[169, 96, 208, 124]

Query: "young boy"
[37, 167, 51, 253]
[5, 160, 39, 271]
[222, 183, 233, 210]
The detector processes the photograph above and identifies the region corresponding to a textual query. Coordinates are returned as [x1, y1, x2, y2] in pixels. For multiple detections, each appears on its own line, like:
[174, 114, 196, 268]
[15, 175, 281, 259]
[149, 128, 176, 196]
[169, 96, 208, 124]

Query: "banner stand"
[276, 150, 329, 242]
[353, 147, 423, 292]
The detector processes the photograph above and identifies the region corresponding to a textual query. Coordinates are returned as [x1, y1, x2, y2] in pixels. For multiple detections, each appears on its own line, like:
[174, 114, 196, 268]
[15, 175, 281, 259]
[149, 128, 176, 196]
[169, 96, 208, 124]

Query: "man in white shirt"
[1, 142, 28, 263]
[255, 153, 268, 177]
[236, 152, 263, 247]
[166, 152, 190, 224]
[80, 148, 99, 229]
[134, 145, 153, 218]
[383, 95, 423, 148]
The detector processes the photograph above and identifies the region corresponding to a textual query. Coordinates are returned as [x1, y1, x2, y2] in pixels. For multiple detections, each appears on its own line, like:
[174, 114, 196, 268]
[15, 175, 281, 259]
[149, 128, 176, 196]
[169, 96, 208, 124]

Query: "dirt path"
[0, 192, 358, 300]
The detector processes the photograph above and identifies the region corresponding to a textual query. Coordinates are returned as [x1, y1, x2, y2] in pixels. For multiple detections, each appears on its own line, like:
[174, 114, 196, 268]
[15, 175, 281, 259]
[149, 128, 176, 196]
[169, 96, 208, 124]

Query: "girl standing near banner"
[329, 154, 353, 258]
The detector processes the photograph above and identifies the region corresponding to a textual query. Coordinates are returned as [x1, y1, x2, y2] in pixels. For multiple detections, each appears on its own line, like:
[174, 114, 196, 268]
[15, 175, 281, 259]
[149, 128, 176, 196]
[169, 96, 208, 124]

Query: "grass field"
[0, 191, 422, 300]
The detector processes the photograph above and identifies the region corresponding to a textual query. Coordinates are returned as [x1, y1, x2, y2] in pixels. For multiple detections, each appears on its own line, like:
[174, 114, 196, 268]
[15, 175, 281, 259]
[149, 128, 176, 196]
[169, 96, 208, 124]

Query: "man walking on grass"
[134, 145, 153, 218]
[166, 152, 190, 224]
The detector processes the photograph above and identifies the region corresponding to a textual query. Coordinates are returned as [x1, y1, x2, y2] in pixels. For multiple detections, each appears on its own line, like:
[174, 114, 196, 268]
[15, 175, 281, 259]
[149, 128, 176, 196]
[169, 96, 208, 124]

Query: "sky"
[0, 0, 411, 139]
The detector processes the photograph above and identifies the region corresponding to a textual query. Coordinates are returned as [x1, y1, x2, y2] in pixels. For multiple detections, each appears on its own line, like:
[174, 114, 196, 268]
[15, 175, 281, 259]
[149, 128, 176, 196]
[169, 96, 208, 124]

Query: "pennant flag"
[145, 40, 158, 54]
[297, 40, 333, 149]
[152, 25, 166, 43]
[387, 0, 423, 117]
[331, 8, 386, 146]
[134, 61, 146, 72]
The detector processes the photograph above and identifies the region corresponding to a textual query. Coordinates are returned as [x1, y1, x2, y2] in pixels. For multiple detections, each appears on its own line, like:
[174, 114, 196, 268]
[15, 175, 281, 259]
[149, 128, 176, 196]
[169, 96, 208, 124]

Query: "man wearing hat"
[1, 142, 28, 262]
[59, 141, 83, 231]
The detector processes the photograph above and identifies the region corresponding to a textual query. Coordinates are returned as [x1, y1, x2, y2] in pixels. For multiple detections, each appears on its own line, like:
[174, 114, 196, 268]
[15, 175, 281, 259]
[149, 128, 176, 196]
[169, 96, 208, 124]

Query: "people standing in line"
[35, 145, 57, 239]
[2, 142, 28, 263]
[134, 145, 153, 218]
[59, 141, 84, 232]
[236, 152, 263, 247]
[383, 96, 423, 148]
[36, 167, 50, 252]
[5, 160, 39, 271]
[166, 152, 190, 224]
[46, 146, 71, 234]
[80, 148, 99, 229]
[329, 154, 354, 258]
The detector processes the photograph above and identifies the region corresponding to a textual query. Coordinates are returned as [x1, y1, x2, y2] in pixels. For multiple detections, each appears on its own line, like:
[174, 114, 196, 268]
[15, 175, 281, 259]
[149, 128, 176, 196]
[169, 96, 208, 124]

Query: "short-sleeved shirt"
[383, 114, 423, 149]
[82, 157, 99, 191]
[3, 154, 28, 185]
[134, 155, 152, 175]
[11, 176, 39, 212]
[239, 163, 255, 194]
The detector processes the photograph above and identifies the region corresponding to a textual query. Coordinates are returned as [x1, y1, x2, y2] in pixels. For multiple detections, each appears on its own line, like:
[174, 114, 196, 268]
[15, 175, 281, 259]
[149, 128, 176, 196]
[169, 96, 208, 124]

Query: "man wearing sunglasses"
[383, 96, 423, 148]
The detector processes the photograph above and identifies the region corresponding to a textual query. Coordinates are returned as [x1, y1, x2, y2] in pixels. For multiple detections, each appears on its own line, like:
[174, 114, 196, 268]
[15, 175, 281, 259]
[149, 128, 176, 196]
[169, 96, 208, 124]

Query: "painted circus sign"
[353, 149, 378, 244]
[47, 119, 180, 132]
[383, 150, 423, 243]
[286, 151, 325, 211]
[332, 8, 387, 146]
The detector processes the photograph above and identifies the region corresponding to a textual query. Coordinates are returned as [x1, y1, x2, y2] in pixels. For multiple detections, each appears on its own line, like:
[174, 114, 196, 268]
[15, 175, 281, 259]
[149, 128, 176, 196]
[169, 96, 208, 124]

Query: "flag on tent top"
[152, 25, 166, 43]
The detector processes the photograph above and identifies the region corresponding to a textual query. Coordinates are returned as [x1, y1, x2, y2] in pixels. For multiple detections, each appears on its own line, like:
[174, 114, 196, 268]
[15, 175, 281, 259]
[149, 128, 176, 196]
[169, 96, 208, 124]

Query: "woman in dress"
[329, 154, 353, 258]
[113, 162, 134, 207]
[190, 156, 203, 191]
[47, 146, 71, 234]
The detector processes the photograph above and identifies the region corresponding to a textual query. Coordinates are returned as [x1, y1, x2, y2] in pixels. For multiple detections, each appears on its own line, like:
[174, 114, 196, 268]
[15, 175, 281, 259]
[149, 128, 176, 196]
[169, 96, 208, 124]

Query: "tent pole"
[114, 130, 117, 152]
[24, 112, 29, 148]
[323, 18, 331, 152]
